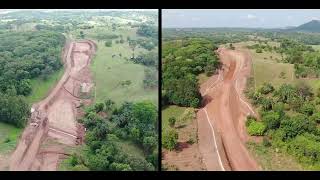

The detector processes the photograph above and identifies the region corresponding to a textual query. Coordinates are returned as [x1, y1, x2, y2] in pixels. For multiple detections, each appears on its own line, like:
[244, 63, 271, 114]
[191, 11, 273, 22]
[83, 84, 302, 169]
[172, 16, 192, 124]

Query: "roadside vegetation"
[162, 38, 220, 108]
[245, 82, 320, 169]
[62, 100, 158, 171]
[161, 36, 218, 170]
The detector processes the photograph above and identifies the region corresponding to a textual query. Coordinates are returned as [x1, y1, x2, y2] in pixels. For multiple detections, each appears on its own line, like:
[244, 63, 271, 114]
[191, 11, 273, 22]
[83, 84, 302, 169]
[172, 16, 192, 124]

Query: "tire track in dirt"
[9, 40, 97, 171]
[198, 47, 260, 171]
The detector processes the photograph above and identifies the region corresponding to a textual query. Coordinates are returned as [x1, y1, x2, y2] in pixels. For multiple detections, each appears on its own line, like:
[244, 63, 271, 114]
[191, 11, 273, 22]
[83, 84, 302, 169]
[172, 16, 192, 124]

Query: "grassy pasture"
[90, 37, 158, 106]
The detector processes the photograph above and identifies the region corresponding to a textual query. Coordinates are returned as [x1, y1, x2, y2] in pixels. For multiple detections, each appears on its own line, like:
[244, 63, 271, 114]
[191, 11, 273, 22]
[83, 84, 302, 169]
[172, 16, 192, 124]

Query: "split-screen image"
[1, 9, 320, 171]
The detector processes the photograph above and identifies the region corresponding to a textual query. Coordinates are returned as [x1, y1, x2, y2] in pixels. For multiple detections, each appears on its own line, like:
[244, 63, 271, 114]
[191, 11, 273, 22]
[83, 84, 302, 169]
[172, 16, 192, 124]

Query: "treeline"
[134, 51, 158, 89]
[162, 28, 251, 45]
[162, 38, 220, 108]
[247, 42, 278, 54]
[66, 100, 158, 171]
[0, 30, 65, 128]
[246, 82, 320, 167]
[135, 25, 158, 51]
[137, 24, 158, 39]
[277, 39, 319, 78]
[257, 31, 320, 45]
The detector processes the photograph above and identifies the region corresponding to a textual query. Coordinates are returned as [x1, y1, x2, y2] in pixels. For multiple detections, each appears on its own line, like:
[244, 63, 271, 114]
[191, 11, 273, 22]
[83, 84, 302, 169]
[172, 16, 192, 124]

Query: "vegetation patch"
[162, 38, 220, 108]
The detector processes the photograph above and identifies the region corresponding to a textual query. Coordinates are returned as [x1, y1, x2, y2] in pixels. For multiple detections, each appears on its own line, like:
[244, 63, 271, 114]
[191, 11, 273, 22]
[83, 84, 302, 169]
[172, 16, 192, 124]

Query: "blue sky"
[162, 9, 320, 28]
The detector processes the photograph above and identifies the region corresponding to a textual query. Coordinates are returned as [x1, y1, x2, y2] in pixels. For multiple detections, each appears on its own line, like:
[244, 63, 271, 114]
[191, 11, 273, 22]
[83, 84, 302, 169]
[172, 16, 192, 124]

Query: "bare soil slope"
[10, 40, 96, 171]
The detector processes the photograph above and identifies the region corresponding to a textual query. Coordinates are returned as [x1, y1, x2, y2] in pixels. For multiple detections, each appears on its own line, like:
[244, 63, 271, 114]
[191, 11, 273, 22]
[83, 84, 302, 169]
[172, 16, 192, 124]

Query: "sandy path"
[198, 47, 260, 171]
[9, 40, 96, 171]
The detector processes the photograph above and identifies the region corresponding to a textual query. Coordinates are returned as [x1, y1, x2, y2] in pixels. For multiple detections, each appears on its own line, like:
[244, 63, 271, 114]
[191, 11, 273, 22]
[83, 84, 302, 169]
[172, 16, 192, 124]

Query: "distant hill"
[293, 20, 320, 32]
[163, 20, 320, 33]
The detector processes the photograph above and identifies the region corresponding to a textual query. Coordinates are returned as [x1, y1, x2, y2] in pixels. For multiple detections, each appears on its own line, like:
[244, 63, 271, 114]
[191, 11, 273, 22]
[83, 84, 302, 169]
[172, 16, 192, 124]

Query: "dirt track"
[197, 47, 260, 171]
[9, 40, 96, 171]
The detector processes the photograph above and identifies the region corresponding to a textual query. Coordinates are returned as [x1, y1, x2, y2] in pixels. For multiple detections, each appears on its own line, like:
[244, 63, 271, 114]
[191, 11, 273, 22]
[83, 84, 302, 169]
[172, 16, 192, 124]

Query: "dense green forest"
[0, 31, 65, 95]
[0, 30, 65, 127]
[64, 100, 158, 171]
[162, 38, 220, 107]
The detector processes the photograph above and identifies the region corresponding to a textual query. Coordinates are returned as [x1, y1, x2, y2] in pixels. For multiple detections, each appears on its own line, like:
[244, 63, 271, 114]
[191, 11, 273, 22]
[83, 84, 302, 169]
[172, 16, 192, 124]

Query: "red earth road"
[198, 47, 260, 171]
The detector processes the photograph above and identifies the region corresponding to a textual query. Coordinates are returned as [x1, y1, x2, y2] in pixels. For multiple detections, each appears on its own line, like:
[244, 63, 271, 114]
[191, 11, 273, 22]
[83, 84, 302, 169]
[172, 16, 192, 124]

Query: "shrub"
[262, 111, 281, 131]
[94, 102, 105, 113]
[273, 102, 285, 117]
[280, 114, 317, 139]
[261, 98, 274, 111]
[310, 112, 320, 123]
[262, 137, 271, 147]
[71, 164, 90, 171]
[256, 48, 262, 53]
[162, 128, 178, 151]
[4, 137, 10, 143]
[105, 40, 112, 47]
[247, 121, 266, 136]
[168, 117, 176, 127]
[299, 102, 315, 116]
[288, 134, 320, 164]
[245, 115, 256, 127]
[69, 154, 79, 167]
[259, 83, 275, 95]
[315, 97, 320, 105]
[279, 71, 286, 79]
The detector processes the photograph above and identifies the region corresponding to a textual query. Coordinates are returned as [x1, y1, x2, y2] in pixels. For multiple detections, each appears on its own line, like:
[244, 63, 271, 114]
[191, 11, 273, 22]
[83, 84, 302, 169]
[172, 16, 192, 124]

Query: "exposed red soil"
[197, 47, 260, 171]
[162, 116, 206, 171]
[9, 40, 97, 171]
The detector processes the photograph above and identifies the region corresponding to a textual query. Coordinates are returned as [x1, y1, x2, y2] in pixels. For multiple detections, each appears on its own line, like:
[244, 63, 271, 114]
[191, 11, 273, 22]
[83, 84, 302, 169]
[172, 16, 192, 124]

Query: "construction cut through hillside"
[9, 40, 97, 171]
[197, 47, 260, 171]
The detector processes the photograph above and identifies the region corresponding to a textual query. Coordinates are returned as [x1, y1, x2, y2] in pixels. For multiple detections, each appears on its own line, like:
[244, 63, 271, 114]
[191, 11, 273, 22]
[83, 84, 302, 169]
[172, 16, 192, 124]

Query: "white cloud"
[191, 17, 200, 21]
[311, 16, 320, 21]
[247, 14, 257, 20]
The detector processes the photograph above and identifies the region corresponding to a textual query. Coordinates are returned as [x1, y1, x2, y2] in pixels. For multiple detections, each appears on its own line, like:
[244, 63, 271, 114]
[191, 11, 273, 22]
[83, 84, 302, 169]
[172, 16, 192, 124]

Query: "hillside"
[293, 20, 320, 32]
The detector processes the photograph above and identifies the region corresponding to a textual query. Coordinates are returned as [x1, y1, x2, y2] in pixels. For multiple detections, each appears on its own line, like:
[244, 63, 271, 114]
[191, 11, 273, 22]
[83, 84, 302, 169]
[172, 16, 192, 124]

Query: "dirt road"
[9, 40, 96, 171]
[198, 47, 260, 171]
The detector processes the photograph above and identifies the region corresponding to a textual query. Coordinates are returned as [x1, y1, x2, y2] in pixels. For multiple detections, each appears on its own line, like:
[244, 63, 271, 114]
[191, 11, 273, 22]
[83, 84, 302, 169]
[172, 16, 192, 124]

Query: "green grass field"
[312, 45, 320, 51]
[253, 60, 295, 88]
[90, 41, 158, 106]
[26, 68, 64, 104]
[0, 122, 22, 170]
[247, 141, 304, 171]
[0, 122, 22, 154]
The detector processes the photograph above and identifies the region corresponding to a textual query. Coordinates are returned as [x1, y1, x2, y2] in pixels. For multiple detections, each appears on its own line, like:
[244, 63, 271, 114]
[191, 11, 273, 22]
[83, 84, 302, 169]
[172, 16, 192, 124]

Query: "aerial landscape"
[162, 9, 320, 171]
[0, 9, 158, 171]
